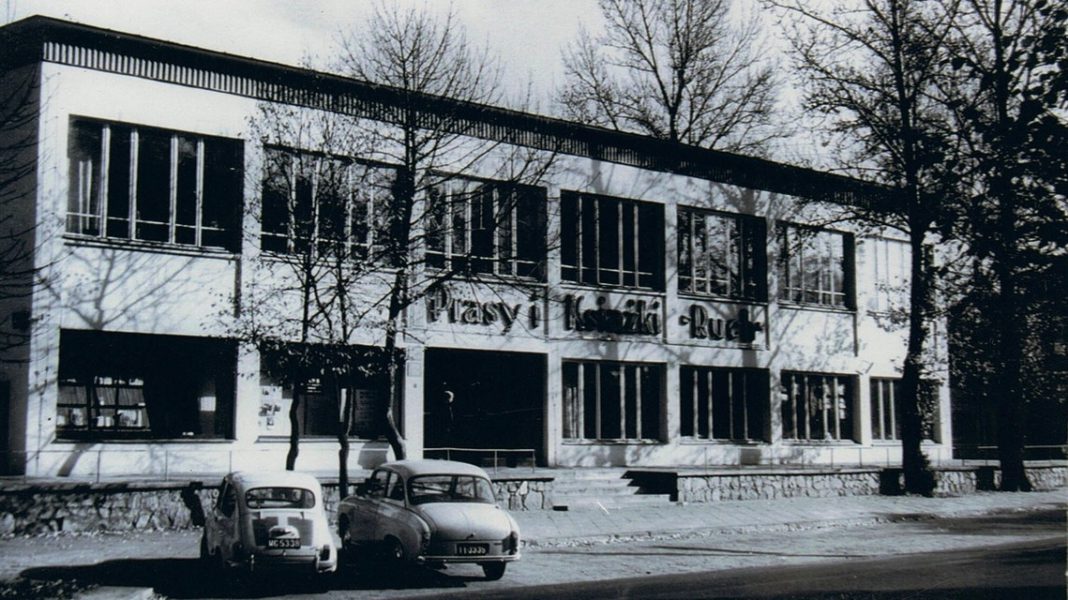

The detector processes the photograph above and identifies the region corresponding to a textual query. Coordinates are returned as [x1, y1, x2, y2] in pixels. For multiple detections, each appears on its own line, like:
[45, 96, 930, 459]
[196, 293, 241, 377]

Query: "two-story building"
[0, 17, 951, 477]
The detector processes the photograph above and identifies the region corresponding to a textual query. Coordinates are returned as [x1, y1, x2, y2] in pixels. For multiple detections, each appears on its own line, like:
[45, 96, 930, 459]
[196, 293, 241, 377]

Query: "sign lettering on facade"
[680, 304, 764, 345]
[426, 286, 540, 333]
[563, 294, 661, 336]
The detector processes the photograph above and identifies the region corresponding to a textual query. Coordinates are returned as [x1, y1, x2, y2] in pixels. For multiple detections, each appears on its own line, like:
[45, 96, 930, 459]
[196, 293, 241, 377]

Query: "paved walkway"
[514, 489, 1067, 545]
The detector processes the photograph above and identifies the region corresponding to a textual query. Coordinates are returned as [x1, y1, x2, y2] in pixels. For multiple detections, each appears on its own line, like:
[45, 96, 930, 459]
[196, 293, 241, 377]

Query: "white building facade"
[0, 18, 951, 477]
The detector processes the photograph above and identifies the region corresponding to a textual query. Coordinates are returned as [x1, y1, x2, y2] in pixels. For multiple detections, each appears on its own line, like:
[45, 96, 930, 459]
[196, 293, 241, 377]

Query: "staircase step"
[551, 480, 636, 493]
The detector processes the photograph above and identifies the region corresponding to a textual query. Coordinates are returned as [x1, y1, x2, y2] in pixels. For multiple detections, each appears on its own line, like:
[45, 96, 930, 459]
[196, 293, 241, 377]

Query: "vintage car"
[201, 471, 337, 575]
[336, 459, 520, 579]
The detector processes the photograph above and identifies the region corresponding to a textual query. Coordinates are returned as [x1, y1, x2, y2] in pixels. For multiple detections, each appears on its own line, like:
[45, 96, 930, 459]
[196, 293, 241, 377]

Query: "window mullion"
[99, 125, 111, 238]
[509, 192, 518, 276]
[691, 369, 699, 438]
[128, 129, 138, 240]
[707, 369, 714, 439]
[194, 139, 205, 247]
[619, 365, 627, 439]
[633, 201, 640, 287]
[167, 135, 177, 244]
[617, 201, 624, 284]
[832, 376, 840, 439]
[343, 167, 353, 258]
[311, 160, 321, 260]
[286, 163, 296, 254]
[888, 381, 897, 440]
[593, 199, 601, 285]
[726, 370, 735, 440]
[635, 366, 643, 440]
[576, 363, 585, 439]
[594, 363, 602, 439]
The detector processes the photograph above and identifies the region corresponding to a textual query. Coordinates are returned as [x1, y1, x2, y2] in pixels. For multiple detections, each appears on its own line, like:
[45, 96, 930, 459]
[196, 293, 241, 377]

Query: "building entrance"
[424, 349, 545, 466]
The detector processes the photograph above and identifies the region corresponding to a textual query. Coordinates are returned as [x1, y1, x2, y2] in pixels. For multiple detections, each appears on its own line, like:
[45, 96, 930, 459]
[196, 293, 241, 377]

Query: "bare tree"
[235, 3, 556, 487]
[559, 0, 782, 154]
[769, 0, 963, 495]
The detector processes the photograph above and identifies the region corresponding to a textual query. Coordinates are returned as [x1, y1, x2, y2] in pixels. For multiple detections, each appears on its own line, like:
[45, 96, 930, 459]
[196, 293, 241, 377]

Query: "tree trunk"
[337, 385, 352, 498]
[382, 268, 408, 461]
[286, 382, 302, 471]
[900, 235, 935, 496]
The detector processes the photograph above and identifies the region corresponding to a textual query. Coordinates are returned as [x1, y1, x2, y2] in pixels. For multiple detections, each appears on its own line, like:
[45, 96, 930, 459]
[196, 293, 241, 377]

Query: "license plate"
[456, 543, 488, 556]
[267, 538, 301, 549]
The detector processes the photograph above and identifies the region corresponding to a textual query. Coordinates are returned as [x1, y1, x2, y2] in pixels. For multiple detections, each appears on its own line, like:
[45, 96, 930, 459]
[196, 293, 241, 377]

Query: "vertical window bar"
[576, 363, 585, 439]
[876, 380, 885, 439]
[310, 160, 320, 259]
[594, 363, 602, 439]
[167, 135, 177, 243]
[128, 129, 138, 239]
[619, 365, 627, 438]
[726, 370, 735, 439]
[832, 376, 840, 439]
[464, 184, 473, 260]
[635, 366, 643, 439]
[706, 369, 714, 439]
[617, 199, 624, 284]
[100, 125, 111, 238]
[691, 368, 700, 438]
[194, 138, 204, 247]
[740, 371, 749, 440]
[592, 198, 601, 285]
[365, 176, 374, 256]
[575, 196, 583, 282]
[888, 381, 897, 440]
[688, 210, 697, 292]
[632, 200, 640, 287]
[442, 183, 453, 268]
[286, 162, 296, 254]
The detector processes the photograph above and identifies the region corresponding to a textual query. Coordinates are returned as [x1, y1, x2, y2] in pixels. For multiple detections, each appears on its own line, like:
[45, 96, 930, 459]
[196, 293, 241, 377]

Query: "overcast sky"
[2, 0, 606, 108]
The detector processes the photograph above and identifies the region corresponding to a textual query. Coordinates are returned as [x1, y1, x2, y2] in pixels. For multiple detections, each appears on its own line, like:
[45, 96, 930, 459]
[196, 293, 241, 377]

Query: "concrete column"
[402, 343, 425, 460]
[233, 342, 261, 445]
[855, 373, 873, 446]
[663, 356, 680, 443]
[544, 346, 562, 466]
[543, 184, 563, 467]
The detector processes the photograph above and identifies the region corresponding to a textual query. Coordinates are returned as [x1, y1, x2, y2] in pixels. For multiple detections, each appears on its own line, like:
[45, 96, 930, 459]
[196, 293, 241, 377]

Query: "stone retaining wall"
[0, 475, 554, 536]
[676, 470, 881, 502]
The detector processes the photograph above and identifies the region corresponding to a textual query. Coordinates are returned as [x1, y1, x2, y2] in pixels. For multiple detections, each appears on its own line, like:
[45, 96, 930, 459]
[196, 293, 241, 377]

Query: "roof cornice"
[0, 15, 896, 211]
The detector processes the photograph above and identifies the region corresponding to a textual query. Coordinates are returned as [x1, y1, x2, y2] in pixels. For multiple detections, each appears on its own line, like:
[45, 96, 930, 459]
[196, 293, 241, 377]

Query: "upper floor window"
[867, 237, 910, 313]
[561, 192, 664, 290]
[426, 178, 547, 279]
[67, 119, 243, 251]
[261, 148, 396, 264]
[678, 208, 767, 300]
[777, 223, 854, 309]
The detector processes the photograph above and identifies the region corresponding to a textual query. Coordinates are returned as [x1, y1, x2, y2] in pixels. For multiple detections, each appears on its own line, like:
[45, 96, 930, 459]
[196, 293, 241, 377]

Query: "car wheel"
[481, 562, 506, 580]
[383, 536, 406, 562]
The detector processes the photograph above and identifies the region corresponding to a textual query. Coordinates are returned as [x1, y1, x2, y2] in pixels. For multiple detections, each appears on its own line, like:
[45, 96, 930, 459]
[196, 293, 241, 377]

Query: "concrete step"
[551, 468, 632, 480]
[551, 481, 640, 496]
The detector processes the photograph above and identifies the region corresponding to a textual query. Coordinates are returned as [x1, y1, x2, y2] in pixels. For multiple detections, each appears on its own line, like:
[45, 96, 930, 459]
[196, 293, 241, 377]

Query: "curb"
[74, 586, 155, 600]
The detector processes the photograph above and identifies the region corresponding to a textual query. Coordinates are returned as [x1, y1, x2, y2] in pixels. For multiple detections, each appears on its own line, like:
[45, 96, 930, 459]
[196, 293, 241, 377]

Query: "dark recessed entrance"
[424, 348, 545, 466]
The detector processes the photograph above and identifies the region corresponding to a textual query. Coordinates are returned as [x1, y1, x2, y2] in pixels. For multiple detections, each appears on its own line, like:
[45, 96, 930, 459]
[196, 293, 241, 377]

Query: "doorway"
[424, 349, 545, 466]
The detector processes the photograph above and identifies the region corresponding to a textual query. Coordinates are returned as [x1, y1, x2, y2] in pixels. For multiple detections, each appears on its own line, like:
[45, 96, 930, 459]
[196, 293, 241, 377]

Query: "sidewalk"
[0, 489, 1063, 599]
[514, 488, 1067, 546]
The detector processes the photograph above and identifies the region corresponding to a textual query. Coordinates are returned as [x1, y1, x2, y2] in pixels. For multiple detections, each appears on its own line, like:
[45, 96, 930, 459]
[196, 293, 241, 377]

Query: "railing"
[422, 447, 537, 473]
[952, 444, 1068, 465]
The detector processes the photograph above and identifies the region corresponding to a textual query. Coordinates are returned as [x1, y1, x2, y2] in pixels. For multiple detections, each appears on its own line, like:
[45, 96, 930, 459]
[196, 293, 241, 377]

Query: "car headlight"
[503, 531, 519, 554]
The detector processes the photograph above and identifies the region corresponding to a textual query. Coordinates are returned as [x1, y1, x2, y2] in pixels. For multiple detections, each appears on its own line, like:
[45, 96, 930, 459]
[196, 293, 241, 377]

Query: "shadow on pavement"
[21, 557, 484, 598]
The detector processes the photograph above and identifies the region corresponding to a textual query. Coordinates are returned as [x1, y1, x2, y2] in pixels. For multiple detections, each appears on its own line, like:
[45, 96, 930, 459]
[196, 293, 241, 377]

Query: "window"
[561, 192, 664, 290]
[870, 378, 940, 441]
[679, 366, 767, 441]
[257, 343, 390, 438]
[245, 487, 316, 509]
[780, 372, 854, 441]
[678, 208, 766, 300]
[408, 475, 495, 505]
[777, 224, 854, 308]
[56, 330, 236, 440]
[562, 361, 661, 441]
[867, 237, 909, 313]
[426, 178, 547, 278]
[67, 119, 242, 250]
[261, 148, 395, 263]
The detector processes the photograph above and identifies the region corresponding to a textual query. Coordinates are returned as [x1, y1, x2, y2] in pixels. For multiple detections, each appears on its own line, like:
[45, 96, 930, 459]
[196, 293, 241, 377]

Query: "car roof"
[227, 470, 324, 492]
[379, 459, 491, 479]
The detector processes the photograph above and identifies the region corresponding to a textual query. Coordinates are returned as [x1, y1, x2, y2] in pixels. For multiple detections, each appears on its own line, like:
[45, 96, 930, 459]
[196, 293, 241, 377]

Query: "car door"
[373, 471, 410, 543]
[349, 469, 388, 543]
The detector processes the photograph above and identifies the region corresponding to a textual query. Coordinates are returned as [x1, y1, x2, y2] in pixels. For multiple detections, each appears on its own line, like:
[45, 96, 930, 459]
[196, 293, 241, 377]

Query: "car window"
[408, 475, 495, 505]
[219, 484, 236, 517]
[367, 470, 389, 499]
[385, 472, 405, 502]
[245, 487, 315, 509]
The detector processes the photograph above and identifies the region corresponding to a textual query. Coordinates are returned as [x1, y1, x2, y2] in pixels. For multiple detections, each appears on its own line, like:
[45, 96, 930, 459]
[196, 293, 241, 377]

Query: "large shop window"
[780, 371, 855, 442]
[258, 344, 390, 438]
[56, 330, 236, 440]
[562, 361, 661, 441]
[777, 224, 854, 308]
[870, 377, 941, 442]
[261, 148, 396, 263]
[679, 366, 767, 441]
[67, 119, 243, 251]
[678, 209, 767, 300]
[426, 178, 547, 279]
[560, 192, 664, 290]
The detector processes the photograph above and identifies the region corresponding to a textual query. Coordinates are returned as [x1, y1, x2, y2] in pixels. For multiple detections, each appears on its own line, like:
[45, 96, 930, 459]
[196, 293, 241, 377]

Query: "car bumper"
[244, 550, 337, 573]
[417, 553, 520, 565]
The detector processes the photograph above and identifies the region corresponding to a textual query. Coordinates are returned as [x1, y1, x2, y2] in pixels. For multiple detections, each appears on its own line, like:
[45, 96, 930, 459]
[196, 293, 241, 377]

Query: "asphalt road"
[13, 507, 1067, 599]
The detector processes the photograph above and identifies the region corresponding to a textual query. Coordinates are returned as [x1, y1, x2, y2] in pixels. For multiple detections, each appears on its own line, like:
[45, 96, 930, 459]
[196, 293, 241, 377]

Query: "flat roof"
[0, 16, 895, 211]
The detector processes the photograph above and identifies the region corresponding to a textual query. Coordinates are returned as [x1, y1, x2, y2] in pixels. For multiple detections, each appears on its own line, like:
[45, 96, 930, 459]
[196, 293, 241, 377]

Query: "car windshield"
[245, 487, 315, 509]
[407, 474, 495, 505]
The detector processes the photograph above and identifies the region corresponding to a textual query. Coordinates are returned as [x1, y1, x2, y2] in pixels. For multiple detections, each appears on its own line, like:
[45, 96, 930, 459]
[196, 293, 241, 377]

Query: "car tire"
[481, 562, 506, 580]
[383, 536, 406, 563]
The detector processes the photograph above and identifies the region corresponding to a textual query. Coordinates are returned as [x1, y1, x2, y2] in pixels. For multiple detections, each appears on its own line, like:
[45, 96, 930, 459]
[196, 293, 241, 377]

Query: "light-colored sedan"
[201, 471, 337, 576]
[337, 459, 520, 580]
